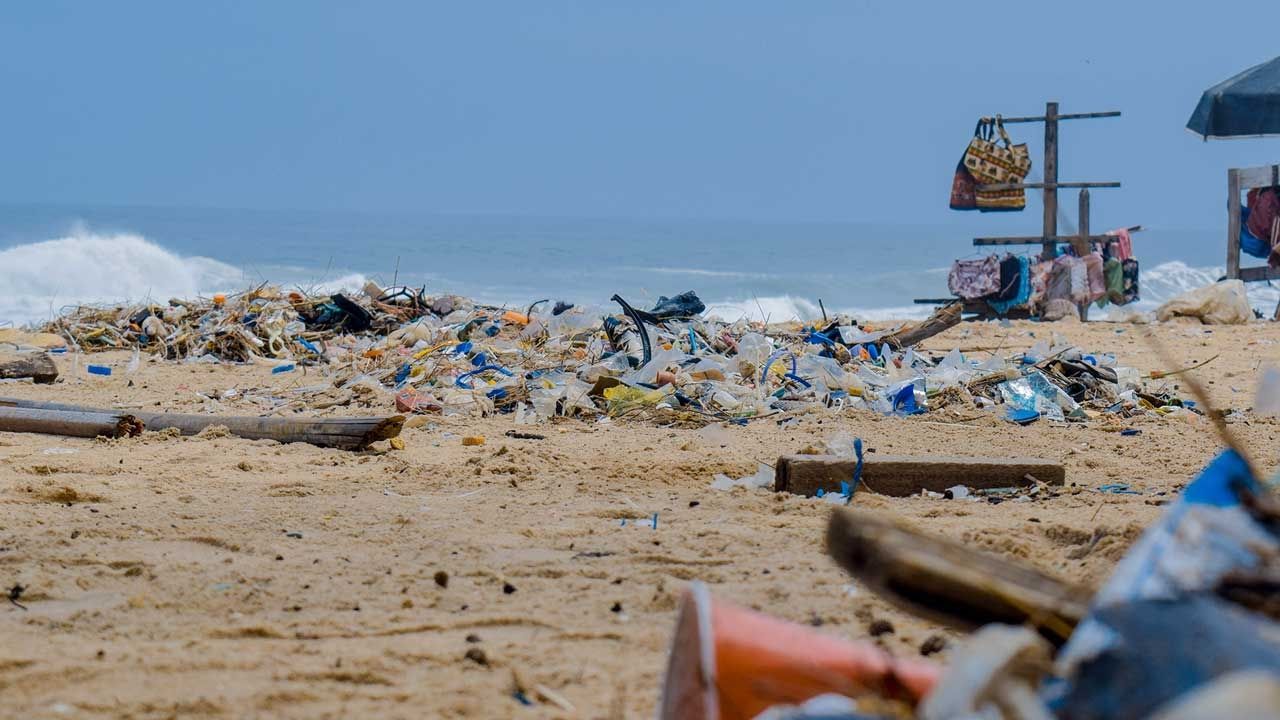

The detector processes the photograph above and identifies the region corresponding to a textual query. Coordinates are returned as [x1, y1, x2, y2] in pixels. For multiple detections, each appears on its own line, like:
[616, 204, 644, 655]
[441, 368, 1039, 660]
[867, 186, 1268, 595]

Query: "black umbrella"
[1187, 55, 1280, 139]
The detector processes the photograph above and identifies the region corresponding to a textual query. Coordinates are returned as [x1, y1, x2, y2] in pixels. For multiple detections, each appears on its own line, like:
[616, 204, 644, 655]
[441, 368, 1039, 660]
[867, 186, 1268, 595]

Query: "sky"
[3, 1, 1279, 233]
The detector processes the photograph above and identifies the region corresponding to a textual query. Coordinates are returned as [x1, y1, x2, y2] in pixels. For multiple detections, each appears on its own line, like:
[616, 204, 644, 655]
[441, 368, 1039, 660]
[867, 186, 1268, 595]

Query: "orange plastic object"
[659, 582, 939, 720]
[461, 435, 485, 446]
[212, 293, 227, 306]
[501, 310, 529, 325]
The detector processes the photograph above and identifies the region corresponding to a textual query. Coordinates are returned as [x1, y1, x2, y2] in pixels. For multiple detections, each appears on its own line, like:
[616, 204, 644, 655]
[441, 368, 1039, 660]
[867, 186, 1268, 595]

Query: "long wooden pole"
[0, 398, 402, 450]
[0, 406, 143, 439]
[1227, 168, 1242, 280]
[1042, 101, 1059, 261]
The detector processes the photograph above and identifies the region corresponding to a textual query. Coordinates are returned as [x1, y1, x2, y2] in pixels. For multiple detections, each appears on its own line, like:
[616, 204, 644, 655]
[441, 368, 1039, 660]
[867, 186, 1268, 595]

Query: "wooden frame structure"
[918, 102, 1133, 319]
[1225, 163, 1280, 283]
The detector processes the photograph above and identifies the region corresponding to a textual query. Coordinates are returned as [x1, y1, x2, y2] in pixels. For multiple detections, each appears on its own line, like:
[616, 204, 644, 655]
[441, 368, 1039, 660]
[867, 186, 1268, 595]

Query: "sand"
[2, 318, 1279, 718]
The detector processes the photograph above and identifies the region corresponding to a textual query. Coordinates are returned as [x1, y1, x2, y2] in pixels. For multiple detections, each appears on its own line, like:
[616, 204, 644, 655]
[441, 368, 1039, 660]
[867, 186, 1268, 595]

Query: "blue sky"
[3, 1, 1278, 232]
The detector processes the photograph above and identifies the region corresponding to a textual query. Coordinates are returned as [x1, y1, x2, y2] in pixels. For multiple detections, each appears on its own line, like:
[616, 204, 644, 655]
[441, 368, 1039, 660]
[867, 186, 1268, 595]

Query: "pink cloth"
[1082, 252, 1107, 302]
[1106, 228, 1133, 261]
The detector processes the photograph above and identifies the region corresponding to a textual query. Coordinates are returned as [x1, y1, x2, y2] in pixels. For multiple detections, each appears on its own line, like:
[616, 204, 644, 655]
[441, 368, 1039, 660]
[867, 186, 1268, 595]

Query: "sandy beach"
[2, 317, 1278, 718]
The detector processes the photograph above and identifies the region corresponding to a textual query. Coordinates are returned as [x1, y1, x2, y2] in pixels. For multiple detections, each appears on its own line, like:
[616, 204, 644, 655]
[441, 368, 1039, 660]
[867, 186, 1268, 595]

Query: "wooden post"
[1227, 168, 1242, 280]
[1077, 188, 1091, 321]
[1042, 101, 1059, 261]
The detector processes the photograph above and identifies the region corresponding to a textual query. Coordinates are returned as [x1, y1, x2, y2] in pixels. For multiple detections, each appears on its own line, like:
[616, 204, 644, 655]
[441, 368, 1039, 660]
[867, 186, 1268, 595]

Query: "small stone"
[401, 599, 413, 609]
[610, 602, 622, 613]
[868, 619, 895, 637]
[502, 582, 517, 595]
[464, 647, 488, 666]
[434, 571, 449, 588]
[465, 633, 481, 643]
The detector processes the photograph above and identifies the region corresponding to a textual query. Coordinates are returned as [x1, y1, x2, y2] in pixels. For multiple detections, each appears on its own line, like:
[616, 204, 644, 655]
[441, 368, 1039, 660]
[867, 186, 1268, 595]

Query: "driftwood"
[826, 508, 1090, 645]
[0, 398, 402, 450]
[883, 302, 962, 350]
[0, 406, 143, 438]
[0, 353, 58, 384]
[775, 454, 1064, 497]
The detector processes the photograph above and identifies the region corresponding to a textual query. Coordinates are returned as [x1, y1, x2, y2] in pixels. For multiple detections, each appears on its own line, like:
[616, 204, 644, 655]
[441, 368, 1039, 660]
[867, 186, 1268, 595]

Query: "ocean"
[1, 203, 1275, 327]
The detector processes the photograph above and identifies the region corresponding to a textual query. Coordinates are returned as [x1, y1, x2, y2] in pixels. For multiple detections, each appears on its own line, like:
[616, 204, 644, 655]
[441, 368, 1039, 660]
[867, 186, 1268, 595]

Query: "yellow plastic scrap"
[603, 385, 671, 417]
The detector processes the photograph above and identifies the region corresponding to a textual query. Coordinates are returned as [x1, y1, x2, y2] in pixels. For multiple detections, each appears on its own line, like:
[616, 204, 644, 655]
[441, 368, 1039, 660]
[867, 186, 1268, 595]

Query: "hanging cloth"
[1082, 252, 1107, 303]
[1241, 206, 1271, 259]
[1121, 259, 1140, 305]
[1105, 228, 1134, 261]
[947, 256, 1002, 299]
[994, 255, 1023, 301]
[989, 256, 1031, 315]
[1098, 258, 1124, 308]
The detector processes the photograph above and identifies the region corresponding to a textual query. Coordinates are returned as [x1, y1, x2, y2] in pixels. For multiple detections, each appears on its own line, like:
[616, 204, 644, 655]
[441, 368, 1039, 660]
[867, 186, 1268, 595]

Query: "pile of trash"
[659, 448, 1280, 719]
[38, 284, 1209, 426]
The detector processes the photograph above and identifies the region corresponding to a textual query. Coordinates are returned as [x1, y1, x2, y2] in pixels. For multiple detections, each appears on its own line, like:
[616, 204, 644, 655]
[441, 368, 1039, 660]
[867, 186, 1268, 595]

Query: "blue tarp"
[1187, 56, 1280, 138]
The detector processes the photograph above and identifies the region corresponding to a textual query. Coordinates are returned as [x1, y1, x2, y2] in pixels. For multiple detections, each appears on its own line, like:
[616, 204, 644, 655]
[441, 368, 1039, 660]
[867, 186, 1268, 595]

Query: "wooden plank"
[0, 406, 143, 439]
[974, 234, 1118, 246]
[774, 454, 1065, 498]
[1042, 101, 1059, 261]
[825, 509, 1091, 645]
[1232, 164, 1280, 189]
[1228, 168, 1243, 280]
[1000, 111, 1120, 123]
[976, 181, 1120, 191]
[1239, 266, 1280, 283]
[882, 303, 962, 349]
[0, 353, 58, 384]
[0, 397, 403, 450]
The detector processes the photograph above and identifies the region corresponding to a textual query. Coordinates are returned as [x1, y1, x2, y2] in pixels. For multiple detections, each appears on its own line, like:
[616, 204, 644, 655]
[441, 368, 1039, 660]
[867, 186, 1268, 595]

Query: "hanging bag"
[949, 120, 989, 211]
[972, 117, 1031, 211]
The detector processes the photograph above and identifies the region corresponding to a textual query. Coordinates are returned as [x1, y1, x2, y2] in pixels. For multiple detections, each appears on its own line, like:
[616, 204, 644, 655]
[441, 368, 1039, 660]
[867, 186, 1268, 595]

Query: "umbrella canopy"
[1187, 55, 1280, 139]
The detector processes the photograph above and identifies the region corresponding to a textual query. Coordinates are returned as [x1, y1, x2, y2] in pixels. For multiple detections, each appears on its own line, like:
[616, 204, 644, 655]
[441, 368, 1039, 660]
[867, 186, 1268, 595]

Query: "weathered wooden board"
[826, 508, 1090, 645]
[775, 454, 1064, 498]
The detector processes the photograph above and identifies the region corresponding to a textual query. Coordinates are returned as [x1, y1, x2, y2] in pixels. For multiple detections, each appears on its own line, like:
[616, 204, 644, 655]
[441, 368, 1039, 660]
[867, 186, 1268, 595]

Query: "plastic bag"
[1155, 280, 1252, 325]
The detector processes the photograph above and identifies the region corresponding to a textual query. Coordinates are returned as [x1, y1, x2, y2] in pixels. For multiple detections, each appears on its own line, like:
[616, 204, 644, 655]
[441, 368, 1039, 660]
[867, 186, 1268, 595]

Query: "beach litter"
[26, 284, 1224, 431]
[657, 448, 1280, 719]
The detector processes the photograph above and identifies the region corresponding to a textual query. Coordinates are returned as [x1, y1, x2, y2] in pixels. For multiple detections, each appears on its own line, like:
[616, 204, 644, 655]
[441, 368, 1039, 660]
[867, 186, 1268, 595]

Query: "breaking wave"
[0, 231, 367, 327]
[3, 233, 1277, 327]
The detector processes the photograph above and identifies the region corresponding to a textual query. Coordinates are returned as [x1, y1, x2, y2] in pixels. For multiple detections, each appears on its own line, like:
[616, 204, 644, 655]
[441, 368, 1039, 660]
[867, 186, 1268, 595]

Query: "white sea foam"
[0, 232, 364, 327]
[704, 296, 932, 324]
[4, 233, 1277, 327]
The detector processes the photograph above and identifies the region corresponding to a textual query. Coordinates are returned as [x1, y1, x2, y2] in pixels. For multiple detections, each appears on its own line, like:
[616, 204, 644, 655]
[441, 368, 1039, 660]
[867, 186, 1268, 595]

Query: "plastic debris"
[30, 285, 1212, 429]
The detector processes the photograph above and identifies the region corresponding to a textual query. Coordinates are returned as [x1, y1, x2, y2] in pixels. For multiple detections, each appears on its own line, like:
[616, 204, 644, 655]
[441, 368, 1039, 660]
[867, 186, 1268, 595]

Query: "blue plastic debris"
[1097, 483, 1141, 495]
[1047, 449, 1280, 718]
[87, 364, 112, 376]
[272, 363, 296, 374]
[1007, 407, 1040, 425]
[1120, 428, 1142, 436]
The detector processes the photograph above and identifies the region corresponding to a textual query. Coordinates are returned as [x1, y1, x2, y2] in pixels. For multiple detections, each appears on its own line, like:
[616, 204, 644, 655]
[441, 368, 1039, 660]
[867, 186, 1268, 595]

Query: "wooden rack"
[972, 102, 1122, 259]
[1226, 163, 1280, 283]
[918, 102, 1134, 319]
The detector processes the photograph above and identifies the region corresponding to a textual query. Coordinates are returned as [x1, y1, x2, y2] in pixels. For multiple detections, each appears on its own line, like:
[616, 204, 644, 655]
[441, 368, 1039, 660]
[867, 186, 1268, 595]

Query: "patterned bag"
[965, 117, 1031, 212]
[949, 120, 988, 210]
